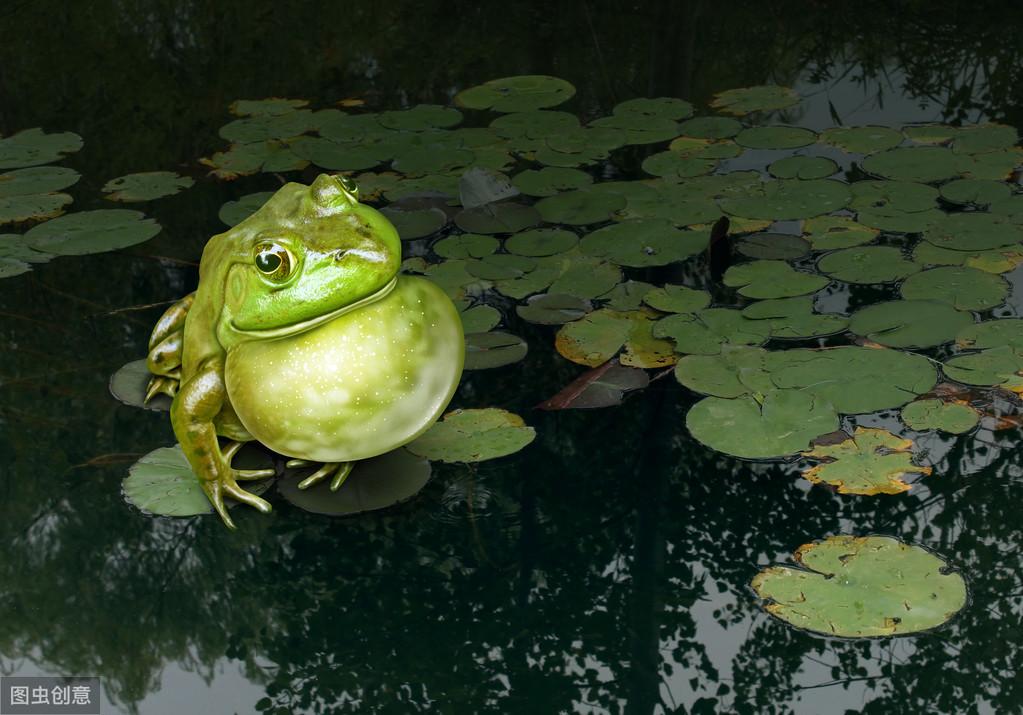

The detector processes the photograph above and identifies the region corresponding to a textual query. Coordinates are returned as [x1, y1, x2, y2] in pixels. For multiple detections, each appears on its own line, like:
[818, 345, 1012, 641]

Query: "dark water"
[2, 2, 1023, 713]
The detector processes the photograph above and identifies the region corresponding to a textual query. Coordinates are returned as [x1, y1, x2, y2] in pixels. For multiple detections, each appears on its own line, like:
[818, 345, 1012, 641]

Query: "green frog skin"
[144, 174, 464, 528]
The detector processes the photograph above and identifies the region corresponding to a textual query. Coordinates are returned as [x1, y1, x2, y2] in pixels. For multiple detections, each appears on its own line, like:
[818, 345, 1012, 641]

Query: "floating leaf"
[433, 233, 499, 259]
[278, 448, 431, 515]
[677, 116, 743, 139]
[26, 209, 161, 255]
[686, 389, 839, 459]
[109, 359, 170, 412]
[512, 167, 592, 197]
[613, 97, 694, 121]
[719, 179, 849, 220]
[464, 331, 528, 369]
[580, 219, 708, 267]
[589, 114, 679, 145]
[767, 155, 838, 180]
[219, 191, 273, 227]
[901, 398, 980, 434]
[922, 213, 1023, 252]
[735, 126, 816, 150]
[942, 346, 1023, 387]
[653, 308, 770, 354]
[123, 445, 272, 517]
[599, 280, 657, 311]
[735, 232, 811, 260]
[454, 202, 540, 234]
[951, 123, 1018, 154]
[0, 166, 79, 196]
[555, 309, 633, 366]
[903, 124, 957, 145]
[741, 296, 849, 339]
[817, 246, 920, 284]
[459, 304, 501, 334]
[723, 260, 828, 298]
[407, 408, 536, 462]
[939, 178, 1011, 207]
[899, 266, 1009, 311]
[849, 300, 973, 348]
[820, 126, 903, 154]
[641, 151, 716, 180]
[0, 233, 52, 264]
[103, 172, 194, 202]
[673, 346, 773, 398]
[455, 75, 576, 113]
[710, 85, 800, 115]
[0, 192, 71, 224]
[642, 284, 711, 313]
[0, 128, 83, 169]
[0, 257, 31, 277]
[535, 189, 626, 225]
[516, 293, 592, 325]
[378, 104, 462, 131]
[381, 204, 448, 240]
[801, 216, 878, 250]
[861, 146, 961, 183]
[801, 427, 931, 495]
[957, 319, 1023, 350]
[537, 359, 649, 410]
[505, 228, 578, 257]
[458, 167, 519, 208]
[752, 535, 967, 637]
[229, 98, 309, 116]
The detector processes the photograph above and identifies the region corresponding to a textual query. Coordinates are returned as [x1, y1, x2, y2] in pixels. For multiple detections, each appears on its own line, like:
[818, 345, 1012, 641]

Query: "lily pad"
[861, 146, 961, 183]
[0, 166, 80, 196]
[287, 136, 381, 172]
[229, 98, 309, 116]
[536, 189, 626, 225]
[0, 128, 83, 170]
[433, 233, 499, 259]
[653, 308, 771, 355]
[613, 97, 694, 121]
[26, 209, 161, 255]
[723, 260, 828, 298]
[0, 257, 31, 277]
[899, 266, 1009, 311]
[555, 309, 634, 366]
[710, 85, 800, 116]
[849, 300, 973, 349]
[719, 179, 850, 220]
[942, 346, 1023, 387]
[219, 191, 273, 227]
[735, 126, 816, 150]
[407, 408, 536, 462]
[459, 304, 502, 334]
[903, 124, 957, 145]
[913, 242, 1023, 274]
[817, 246, 920, 284]
[516, 293, 592, 325]
[459, 167, 519, 208]
[589, 114, 680, 145]
[686, 389, 839, 459]
[219, 110, 316, 143]
[513, 167, 592, 197]
[455, 75, 576, 113]
[109, 359, 171, 412]
[901, 398, 980, 434]
[939, 178, 1011, 207]
[381, 204, 448, 240]
[735, 232, 811, 260]
[642, 284, 711, 313]
[0, 233, 53, 264]
[801, 427, 931, 495]
[956, 319, 1023, 350]
[580, 219, 708, 267]
[454, 202, 540, 234]
[673, 346, 774, 398]
[103, 172, 194, 202]
[537, 360, 650, 410]
[767, 155, 838, 180]
[123, 445, 272, 517]
[278, 448, 431, 515]
[751, 535, 967, 637]
[922, 213, 1023, 252]
[677, 116, 743, 139]
[741, 296, 849, 339]
[378, 104, 462, 131]
[802, 216, 878, 250]
[505, 228, 578, 257]
[820, 125, 903, 154]
[641, 151, 717, 180]
[0, 193, 72, 224]
[951, 123, 1018, 154]
[464, 331, 528, 369]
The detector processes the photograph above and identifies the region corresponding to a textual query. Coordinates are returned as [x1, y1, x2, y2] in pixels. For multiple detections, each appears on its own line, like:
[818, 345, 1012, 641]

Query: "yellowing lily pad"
[407, 408, 536, 462]
[752, 535, 967, 637]
[801, 427, 931, 495]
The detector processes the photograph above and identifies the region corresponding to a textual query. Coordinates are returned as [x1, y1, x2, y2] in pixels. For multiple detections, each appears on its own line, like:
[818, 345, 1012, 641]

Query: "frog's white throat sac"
[228, 275, 399, 341]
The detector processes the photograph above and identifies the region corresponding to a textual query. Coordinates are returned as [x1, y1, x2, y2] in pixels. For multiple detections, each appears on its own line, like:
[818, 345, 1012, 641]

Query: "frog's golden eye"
[335, 174, 359, 201]
[253, 243, 293, 282]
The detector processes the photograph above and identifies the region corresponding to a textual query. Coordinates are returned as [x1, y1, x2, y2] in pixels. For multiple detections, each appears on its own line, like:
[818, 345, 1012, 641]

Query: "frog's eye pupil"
[254, 243, 292, 280]
[256, 251, 281, 273]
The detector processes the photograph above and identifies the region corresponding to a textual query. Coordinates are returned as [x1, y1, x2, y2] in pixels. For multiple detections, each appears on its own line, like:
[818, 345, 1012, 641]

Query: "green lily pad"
[922, 213, 1023, 252]
[459, 304, 502, 334]
[278, 448, 431, 516]
[951, 123, 1018, 154]
[957, 148, 1023, 180]
[939, 178, 1011, 207]
[0, 166, 80, 196]
[641, 151, 717, 180]
[903, 124, 957, 145]
[109, 359, 171, 412]
[653, 308, 771, 354]
[719, 179, 850, 220]
[0, 257, 31, 277]
[202, 141, 309, 178]
[942, 346, 1023, 387]
[103, 171, 194, 202]
[407, 408, 536, 462]
[464, 253, 536, 281]
[378, 104, 462, 131]
[765, 346, 937, 413]
[860, 146, 961, 183]
[123, 445, 272, 517]
[735, 126, 816, 150]
[455, 75, 576, 113]
[454, 202, 540, 234]
[849, 300, 973, 348]
[464, 331, 528, 370]
[0, 192, 72, 224]
[287, 136, 382, 172]
[767, 155, 838, 180]
[686, 389, 839, 459]
[820, 126, 904, 154]
[516, 293, 592, 325]
[642, 284, 711, 313]
[912, 241, 1023, 274]
[505, 228, 578, 257]
[817, 246, 920, 284]
[677, 116, 743, 139]
[589, 113, 680, 145]
[735, 232, 811, 260]
[433, 233, 499, 259]
[741, 296, 849, 339]
[801, 427, 931, 495]
[229, 98, 308, 116]
[0, 233, 53, 264]
[673, 346, 773, 398]
[219, 191, 273, 227]
[752, 535, 967, 637]
[512, 167, 592, 197]
[710, 86, 800, 115]
[901, 398, 980, 434]
[0, 128, 83, 170]
[723, 260, 828, 298]
[579, 219, 708, 267]
[801, 216, 878, 250]
[535, 189, 626, 225]
[219, 110, 316, 143]
[613, 97, 694, 121]
[899, 266, 1009, 311]
[26, 209, 161, 255]
[555, 309, 634, 366]
[849, 180, 939, 213]
[956, 319, 1023, 350]
[381, 204, 448, 240]
[392, 145, 474, 176]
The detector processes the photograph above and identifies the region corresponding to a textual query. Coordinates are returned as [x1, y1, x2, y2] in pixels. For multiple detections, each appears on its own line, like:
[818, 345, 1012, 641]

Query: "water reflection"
[2, 1, 1023, 713]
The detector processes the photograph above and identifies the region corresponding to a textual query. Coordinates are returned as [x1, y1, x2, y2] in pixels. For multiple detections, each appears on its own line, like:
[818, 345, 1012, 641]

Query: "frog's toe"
[223, 481, 273, 514]
[144, 376, 178, 403]
[296, 461, 353, 491]
[201, 480, 237, 530]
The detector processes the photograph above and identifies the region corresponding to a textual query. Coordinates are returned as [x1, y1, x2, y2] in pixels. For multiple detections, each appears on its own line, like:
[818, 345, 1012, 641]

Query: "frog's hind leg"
[286, 460, 354, 491]
[144, 293, 195, 403]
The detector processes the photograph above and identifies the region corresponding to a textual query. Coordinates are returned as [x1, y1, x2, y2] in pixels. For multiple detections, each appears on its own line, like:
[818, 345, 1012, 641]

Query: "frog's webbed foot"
[286, 460, 354, 491]
[202, 441, 276, 529]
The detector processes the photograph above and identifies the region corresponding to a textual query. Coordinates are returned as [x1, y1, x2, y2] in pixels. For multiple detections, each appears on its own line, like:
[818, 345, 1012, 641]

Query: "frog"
[144, 173, 464, 529]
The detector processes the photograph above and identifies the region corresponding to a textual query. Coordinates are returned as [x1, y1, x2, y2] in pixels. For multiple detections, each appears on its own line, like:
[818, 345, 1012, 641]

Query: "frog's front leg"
[172, 357, 273, 528]
[286, 460, 354, 491]
[145, 293, 195, 403]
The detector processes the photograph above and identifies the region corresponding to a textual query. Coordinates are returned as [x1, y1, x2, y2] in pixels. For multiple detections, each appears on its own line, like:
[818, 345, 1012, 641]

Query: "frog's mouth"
[229, 276, 398, 340]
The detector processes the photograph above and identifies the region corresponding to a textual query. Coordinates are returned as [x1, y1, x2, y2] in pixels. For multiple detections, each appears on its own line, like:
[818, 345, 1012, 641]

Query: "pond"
[2, 2, 1022, 714]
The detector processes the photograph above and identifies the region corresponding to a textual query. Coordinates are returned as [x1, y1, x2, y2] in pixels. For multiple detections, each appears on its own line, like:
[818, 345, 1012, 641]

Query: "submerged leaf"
[537, 359, 650, 410]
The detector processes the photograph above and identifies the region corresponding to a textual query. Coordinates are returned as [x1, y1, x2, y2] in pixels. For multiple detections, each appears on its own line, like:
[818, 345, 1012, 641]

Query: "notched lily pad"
[455, 75, 576, 113]
[752, 535, 967, 637]
[219, 191, 273, 227]
[849, 299, 973, 349]
[723, 260, 828, 298]
[901, 398, 980, 434]
[110, 359, 170, 411]
[899, 266, 1009, 311]
[464, 331, 528, 369]
[800, 427, 931, 495]
[26, 209, 161, 255]
[710, 85, 800, 115]
[103, 172, 194, 202]
[407, 408, 536, 462]
[0, 128, 84, 170]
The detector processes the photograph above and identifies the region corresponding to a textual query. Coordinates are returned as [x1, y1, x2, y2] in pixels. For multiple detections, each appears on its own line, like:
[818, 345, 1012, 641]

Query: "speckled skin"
[149, 174, 464, 528]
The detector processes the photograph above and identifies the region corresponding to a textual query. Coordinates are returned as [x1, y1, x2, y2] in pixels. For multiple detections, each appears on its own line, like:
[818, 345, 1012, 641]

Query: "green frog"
[144, 174, 464, 529]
